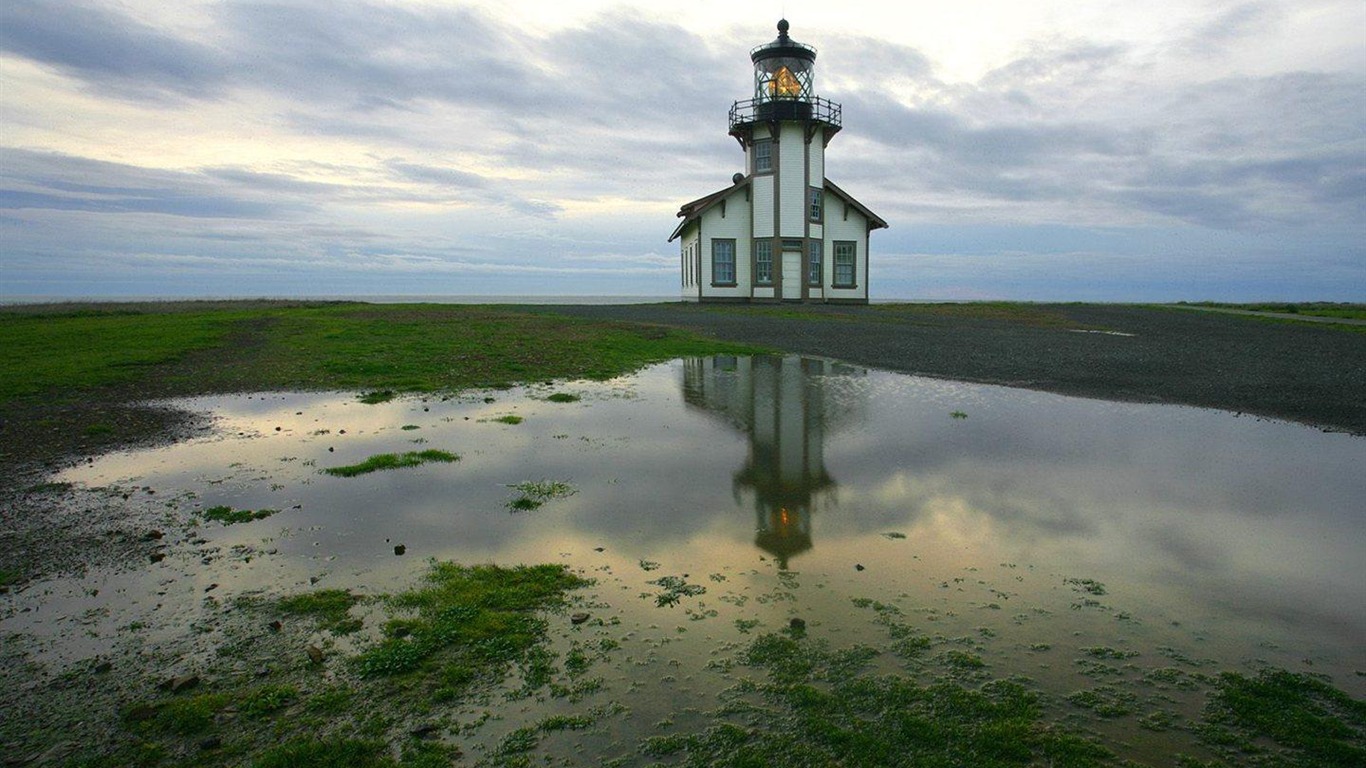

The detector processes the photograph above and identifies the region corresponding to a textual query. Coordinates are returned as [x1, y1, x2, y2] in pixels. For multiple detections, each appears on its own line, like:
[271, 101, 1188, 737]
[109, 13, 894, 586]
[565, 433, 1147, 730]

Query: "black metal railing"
[729, 96, 842, 131]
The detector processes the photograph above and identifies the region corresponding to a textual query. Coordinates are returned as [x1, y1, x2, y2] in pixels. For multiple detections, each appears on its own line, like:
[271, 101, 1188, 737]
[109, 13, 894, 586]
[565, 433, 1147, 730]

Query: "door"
[781, 250, 802, 300]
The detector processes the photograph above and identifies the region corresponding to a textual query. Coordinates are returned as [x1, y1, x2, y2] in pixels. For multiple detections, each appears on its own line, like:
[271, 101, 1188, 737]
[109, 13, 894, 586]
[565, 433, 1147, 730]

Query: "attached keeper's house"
[671, 19, 887, 304]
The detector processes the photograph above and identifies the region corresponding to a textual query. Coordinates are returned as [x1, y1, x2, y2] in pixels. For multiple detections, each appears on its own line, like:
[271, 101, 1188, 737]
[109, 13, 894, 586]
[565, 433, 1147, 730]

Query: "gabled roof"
[823, 179, 889, 231]
[669, 176, 751, 242]
[668, 175, 887, 242]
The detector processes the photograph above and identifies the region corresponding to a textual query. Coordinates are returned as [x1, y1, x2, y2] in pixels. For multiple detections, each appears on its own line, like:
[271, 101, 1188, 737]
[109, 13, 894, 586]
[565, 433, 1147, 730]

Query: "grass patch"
[0, 302, 763, 406]
[203, 505, 280, 525]
[240, 684, 297, 719]
[252, 738, 394, 768]
[276, 589, 362, 634]
[506, 479, 577, 511]
[492, 414, 524, 425]
[0, 308, 235, 401]
[124, 693, 231, 737]
[357, 390, 395, 404]
[322, 450, 459, 477]
[1200, 669, 1366, 767]
[546, 392, 581, 403]
[644, 631, 1114, 766]
[352, 562, 588, 680]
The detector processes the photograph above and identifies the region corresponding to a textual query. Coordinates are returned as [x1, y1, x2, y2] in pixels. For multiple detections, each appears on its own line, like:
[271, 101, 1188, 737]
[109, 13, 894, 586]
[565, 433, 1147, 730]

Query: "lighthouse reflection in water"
[682, 355, 865, 568]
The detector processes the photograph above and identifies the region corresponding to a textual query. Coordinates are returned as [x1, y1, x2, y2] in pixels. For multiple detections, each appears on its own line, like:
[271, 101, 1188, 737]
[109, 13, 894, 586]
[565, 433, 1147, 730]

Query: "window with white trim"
[712, 239, 736, 285]
[807, 241, 822, 286]
[833, 241, 856, 287]
[808, 187, 823, 223]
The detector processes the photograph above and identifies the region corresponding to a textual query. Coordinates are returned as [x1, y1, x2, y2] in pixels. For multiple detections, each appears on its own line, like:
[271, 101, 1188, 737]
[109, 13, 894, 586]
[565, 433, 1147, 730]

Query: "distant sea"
[0, 295, 677, 306]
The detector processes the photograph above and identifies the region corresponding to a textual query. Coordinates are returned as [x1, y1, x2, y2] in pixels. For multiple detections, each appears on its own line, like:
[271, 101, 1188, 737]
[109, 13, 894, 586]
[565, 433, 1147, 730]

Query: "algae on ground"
[322, 450, 459, 477]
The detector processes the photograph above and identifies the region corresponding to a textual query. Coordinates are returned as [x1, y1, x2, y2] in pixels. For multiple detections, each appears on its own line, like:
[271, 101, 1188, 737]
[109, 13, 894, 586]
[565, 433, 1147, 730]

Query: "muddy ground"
[3, 300, 1363, 591]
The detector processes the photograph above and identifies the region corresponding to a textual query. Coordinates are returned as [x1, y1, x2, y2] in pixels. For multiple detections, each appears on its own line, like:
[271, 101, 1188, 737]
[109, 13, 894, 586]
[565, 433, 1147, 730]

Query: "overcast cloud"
[1, 0, 1362, 300]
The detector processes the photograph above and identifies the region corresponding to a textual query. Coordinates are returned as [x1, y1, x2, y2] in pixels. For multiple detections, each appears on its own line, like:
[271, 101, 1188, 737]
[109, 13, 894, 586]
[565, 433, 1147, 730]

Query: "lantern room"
[752, 19, 815, 104]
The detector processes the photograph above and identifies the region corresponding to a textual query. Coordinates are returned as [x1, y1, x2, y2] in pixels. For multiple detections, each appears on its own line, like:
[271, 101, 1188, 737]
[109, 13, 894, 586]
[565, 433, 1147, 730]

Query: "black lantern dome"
[730, 20, 841, 135]
[750, 19, 817, 102]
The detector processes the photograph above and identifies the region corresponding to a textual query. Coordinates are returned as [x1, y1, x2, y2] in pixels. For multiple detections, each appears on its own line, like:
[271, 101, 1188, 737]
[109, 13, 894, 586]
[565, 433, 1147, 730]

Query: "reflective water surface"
[11, 355, 1366, 761]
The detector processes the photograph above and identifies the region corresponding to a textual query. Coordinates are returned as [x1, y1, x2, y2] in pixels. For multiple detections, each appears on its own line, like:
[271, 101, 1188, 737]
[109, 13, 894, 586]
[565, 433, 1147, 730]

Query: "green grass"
[643, 631, 1114, 766]
[352, 562, 588, 682]
[0, 302, 764, 406]
[322, 450, 459, 477]
[0, 309, 235, 401]
[505, 479, 577, 511]
[276, 589, 362, 634]
[546, 392, 581, 403]
[202, 505, 280, 525]
[1200, 669, 1366, 767]
[492, 414, 524, 425]
[252, 738, 394, 768]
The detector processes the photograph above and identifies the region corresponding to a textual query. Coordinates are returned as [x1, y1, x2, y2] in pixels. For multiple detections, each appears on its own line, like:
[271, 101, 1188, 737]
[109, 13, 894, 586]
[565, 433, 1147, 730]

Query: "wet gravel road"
[523, 303, 1366, 436]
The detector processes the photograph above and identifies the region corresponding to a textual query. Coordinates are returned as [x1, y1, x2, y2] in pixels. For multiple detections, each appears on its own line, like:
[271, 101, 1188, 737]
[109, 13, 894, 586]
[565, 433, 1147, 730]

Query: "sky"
[2, 0, 1363, 301]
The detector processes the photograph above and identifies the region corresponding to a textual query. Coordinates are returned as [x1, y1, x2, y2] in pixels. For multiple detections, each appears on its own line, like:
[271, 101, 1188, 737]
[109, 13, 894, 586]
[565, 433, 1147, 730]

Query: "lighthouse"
[671, 19, 887, 303]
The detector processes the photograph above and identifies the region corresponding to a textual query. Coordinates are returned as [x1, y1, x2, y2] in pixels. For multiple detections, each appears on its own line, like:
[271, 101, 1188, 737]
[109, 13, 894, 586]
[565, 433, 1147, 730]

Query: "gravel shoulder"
[519, 302, 1366, 436]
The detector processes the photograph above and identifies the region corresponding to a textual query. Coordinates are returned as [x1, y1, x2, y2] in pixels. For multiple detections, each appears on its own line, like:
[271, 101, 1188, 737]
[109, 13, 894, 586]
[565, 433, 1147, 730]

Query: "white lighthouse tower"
[671, 19, 887, 304]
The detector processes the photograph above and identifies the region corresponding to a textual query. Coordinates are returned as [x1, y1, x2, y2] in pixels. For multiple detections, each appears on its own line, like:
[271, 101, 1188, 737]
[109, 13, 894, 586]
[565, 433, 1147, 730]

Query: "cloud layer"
[2, 0, 1362, 299]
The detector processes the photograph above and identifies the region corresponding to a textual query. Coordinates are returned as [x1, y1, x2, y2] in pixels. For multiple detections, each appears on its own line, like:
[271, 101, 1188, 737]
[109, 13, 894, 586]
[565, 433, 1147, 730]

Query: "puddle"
[5, 355, 1364, 763]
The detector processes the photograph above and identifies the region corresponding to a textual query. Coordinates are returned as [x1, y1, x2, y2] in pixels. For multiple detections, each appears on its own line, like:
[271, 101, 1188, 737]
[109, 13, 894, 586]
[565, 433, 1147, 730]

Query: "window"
[808, 188, 823, 223]
[712, 239, 736, 285]
[754, 239, 773, 285]
[808, 241, 822, 286]
[753, 139, 772, 173]
[834, 241, 856, 287]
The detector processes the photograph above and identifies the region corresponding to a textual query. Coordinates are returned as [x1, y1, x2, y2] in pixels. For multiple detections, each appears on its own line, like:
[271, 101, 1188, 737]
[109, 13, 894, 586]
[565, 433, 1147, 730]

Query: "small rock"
[338, 429, 346, 434]
[394, 544, 406, 556]
[309, 576, 320, 585]
[162, 674, 200, 693]
[570, 612, 590, 625]
[483, 397, 496, 403]
[93, 661, 113, 674]
[410, 724, 440, 739]
[306, 646, 324, 665]
[593, 547, 605, 552]
[328, 446, 334, 452]
[854, 564, 866, 571]
[789, 618, 806, 631]
[149, 552, 165, 564]
[268, 620, 283, 632]
[275, 426, 282, 432]
[204, 584, 218, 593]
[123, 703, 157, 722]
[145, 530, 164, 541]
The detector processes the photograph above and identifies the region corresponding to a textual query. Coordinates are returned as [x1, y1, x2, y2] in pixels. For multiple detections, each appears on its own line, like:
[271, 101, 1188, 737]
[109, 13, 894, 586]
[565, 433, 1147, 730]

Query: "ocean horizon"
[0, 294, 962, 307]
